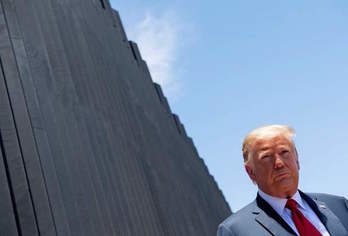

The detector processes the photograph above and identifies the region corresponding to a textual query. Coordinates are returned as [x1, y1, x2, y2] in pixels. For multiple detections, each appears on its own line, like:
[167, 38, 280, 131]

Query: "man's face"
[245, 135, 299, 198]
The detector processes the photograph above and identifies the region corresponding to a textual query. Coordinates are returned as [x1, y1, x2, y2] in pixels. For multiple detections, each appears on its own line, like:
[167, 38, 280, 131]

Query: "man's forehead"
[252, 135, 292, 150]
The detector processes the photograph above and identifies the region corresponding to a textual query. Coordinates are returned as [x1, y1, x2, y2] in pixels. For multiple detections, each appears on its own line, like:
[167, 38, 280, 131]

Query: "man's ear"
[245, 163, 256, 184]
[294, 148, 300, 170]
[296, 159, 300, 170]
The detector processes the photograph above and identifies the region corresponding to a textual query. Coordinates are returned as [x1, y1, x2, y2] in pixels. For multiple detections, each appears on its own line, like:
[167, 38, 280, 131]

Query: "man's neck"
[258, 189, 302, 216]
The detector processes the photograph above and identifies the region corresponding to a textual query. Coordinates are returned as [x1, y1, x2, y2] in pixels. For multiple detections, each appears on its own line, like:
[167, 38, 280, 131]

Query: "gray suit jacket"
[217, 191, 348, 236]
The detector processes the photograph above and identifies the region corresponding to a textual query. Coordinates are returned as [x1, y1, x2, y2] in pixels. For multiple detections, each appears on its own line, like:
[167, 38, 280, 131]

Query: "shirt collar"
[258, 189, 306, 216]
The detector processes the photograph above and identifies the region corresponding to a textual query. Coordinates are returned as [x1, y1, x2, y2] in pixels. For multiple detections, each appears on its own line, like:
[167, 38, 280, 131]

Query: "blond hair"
[242, 125, 295, 163]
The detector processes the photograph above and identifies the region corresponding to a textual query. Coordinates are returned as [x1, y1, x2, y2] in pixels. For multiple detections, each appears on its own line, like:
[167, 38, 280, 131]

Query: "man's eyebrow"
[277, 144, 291, 148]
[258, 146, 272, 152]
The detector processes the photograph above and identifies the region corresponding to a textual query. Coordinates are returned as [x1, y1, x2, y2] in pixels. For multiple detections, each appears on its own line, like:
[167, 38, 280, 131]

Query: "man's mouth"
[274, 172, 290, 181]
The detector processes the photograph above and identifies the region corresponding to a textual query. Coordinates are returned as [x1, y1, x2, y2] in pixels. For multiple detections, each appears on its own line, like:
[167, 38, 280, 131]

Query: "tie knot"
[285, 199, 298, 211]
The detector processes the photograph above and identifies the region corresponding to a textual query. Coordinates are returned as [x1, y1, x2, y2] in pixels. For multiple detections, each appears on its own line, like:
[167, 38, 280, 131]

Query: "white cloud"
[128, 11, 183, 100]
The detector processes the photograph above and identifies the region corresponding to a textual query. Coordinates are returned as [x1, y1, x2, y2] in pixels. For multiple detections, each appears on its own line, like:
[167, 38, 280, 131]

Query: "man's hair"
[242, 125, 295, 163]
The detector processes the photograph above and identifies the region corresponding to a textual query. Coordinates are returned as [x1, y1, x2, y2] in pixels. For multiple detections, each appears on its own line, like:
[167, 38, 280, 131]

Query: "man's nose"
[274, 155, 285, 169]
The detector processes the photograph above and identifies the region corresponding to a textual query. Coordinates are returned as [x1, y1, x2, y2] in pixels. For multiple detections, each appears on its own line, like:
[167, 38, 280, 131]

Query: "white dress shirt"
[258, 190, 330, 236]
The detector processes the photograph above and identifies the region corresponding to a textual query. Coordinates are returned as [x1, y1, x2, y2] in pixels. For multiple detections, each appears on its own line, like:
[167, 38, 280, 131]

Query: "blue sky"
[110, 0, 348, 211]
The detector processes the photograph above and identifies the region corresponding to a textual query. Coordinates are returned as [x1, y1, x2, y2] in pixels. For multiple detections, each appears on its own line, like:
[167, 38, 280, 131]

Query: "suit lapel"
[255, 211, 296, 236]
[300, 191, 348, 236]
[254, 195, 296, 236]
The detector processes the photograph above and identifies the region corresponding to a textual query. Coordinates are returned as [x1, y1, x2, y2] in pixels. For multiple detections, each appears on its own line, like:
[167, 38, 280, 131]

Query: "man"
[217, 125, 348, 236]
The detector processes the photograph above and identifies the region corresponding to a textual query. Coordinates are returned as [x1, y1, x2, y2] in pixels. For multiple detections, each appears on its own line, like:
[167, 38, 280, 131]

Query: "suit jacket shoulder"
[306, 192, 348, 231]
[217, 201, 261, 236]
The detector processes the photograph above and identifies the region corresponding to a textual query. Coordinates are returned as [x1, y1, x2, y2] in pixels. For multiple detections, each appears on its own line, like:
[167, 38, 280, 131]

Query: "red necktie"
[285, 199, 322, 236]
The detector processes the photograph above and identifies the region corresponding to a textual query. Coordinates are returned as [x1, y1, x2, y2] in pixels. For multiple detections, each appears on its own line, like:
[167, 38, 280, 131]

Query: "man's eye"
[261, 155, 271, 160]
[280, 150, 290, 156]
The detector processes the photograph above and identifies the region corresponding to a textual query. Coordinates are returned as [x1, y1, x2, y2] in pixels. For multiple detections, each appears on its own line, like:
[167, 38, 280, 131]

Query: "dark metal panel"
[33, 128, 71, 236]
[0, 126, 18, 236]
[68, 2, 168, 235]
[0, 1, 58, 234]
[10, 0, 83, 234]
[27, 0, 105, 234]
[11, 36, 71, 236]
[129, 41, 142, 62]
[112, 10, 128, 42]
[0, 56, 38, 236]
[51, 2, 130, 235]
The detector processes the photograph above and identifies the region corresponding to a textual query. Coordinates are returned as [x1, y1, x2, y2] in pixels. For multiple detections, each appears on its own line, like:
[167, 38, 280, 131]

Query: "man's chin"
[273, 180, 298, 198]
